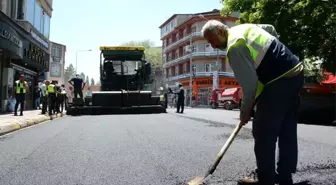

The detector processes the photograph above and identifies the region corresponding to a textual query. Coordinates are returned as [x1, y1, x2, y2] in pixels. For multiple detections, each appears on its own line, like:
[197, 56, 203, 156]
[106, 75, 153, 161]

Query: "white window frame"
[191, 26, 196, 33]
[205, 64, 214, 72]
[192, 64, 197, 73]
[192, 45, 197, 53]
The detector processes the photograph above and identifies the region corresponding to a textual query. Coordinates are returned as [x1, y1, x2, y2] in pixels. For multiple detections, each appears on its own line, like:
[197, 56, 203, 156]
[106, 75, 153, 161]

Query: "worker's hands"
[239, 109, 252, 125]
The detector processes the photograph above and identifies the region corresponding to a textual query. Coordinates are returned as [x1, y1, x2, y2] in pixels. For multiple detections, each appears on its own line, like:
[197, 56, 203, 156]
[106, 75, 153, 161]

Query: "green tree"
[64, 64, 76, 81]
[85, 75, 90, 84]
[121, 40, 162, 67]
[221, 0, 336, 73]
[80, 73, 85, 81]
[90, 78, 95, 86]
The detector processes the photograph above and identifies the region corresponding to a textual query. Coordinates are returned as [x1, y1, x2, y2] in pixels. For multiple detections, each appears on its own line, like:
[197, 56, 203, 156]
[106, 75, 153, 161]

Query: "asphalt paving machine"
[66, 46, 166, 115]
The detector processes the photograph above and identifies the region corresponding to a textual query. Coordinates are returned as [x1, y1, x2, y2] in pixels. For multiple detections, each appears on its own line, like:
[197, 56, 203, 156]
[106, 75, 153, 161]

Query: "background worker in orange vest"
[13, 74, 29, 116]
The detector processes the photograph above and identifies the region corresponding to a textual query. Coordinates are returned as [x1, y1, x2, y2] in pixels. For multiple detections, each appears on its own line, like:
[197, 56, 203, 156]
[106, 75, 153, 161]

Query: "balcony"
[165, 71, 234, 81]
[163, 32, 202, 53]
[163, 51, 227, 68]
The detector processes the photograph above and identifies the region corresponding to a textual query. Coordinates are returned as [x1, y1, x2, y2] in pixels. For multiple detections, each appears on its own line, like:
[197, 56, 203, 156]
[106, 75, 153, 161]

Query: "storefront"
[179, 77, 239, 106]
[0, 18, 24, 112]
[0, 12, 49, 112]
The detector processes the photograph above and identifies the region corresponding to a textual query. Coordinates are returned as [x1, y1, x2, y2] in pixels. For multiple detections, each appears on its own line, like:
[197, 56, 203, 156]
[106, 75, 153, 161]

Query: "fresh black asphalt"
[0, 108, 335, 185]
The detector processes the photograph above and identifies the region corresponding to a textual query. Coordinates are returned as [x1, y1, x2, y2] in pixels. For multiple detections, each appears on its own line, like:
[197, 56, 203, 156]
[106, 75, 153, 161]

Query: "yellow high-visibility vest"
[15, 80, 26, 94]
[226, 24, 301, 99]
[46, 84, 55, 95]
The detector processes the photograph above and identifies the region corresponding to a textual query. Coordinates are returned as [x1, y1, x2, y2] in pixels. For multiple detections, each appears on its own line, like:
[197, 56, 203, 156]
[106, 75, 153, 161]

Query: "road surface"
[0, 108, 335, 185]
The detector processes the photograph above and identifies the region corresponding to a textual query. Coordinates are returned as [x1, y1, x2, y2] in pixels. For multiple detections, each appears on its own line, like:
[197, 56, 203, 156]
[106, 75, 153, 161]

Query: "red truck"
[209, 87, 243, 110]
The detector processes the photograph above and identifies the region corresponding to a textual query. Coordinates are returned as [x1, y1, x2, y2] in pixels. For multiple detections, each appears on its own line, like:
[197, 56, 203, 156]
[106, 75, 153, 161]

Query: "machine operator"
[68, 74, 85, 99]
[201, 20, 304, 185]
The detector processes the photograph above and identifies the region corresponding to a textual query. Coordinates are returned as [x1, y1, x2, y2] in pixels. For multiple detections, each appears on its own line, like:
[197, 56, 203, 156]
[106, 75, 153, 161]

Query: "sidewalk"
[0, 110, 63, 135]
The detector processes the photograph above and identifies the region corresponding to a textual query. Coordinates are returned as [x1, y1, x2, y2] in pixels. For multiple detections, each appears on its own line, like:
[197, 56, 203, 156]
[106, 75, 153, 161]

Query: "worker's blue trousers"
[253, 71, 304, 183]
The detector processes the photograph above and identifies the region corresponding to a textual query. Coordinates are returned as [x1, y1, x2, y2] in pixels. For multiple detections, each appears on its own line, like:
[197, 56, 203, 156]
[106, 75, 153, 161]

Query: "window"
[56, 47, 61, 57]
[17, 0, 24, 19]
[183, 29, 187, 37]
[191, 26, 196, 33]
[192, 64, 197, 73]
[43, 14, 50, 38]
[34, 1, 41, 31]
[205, 64, 214, 72]
[10, 0, 17, 19]
[175, 50, 179, 58]
[192, 45, 197, 53]
[52, 47, 56, 56]
[205, 44, 213, 52]
[26, 0, 35, 25]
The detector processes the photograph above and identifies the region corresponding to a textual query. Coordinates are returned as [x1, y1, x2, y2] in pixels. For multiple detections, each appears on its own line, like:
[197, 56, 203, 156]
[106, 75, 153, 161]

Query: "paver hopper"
[66, 46, 166, 115]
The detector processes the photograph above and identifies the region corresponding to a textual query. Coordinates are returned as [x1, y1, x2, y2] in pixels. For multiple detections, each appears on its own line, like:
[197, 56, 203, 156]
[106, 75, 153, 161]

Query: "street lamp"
[75, 49, 92, 74]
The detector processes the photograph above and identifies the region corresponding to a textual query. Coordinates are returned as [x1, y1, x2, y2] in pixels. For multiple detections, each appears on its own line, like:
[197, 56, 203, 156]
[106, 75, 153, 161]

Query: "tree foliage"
[64, 64, 76, 81]
[221, 0, 336, 73]
[90, 78, 95, 86]
[85, 75, 89, 84]
[121, 40, 162, 67]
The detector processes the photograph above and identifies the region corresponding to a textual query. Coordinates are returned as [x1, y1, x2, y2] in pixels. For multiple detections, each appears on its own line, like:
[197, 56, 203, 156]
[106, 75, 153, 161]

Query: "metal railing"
[163, 32, 203, 52]
[164, 71, 234, 81]
[163, 51, 227, 68]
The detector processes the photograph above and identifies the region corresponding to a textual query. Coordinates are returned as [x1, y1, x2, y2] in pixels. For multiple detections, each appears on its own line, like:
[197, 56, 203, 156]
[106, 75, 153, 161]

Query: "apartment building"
[0, 0, 53, 111]
[47, 41, 66, 84]
[159, 9, 239, 106]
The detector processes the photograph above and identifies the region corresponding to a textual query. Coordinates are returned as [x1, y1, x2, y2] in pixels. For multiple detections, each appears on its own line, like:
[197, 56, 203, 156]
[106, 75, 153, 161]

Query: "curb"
[0, 114, 65, 136]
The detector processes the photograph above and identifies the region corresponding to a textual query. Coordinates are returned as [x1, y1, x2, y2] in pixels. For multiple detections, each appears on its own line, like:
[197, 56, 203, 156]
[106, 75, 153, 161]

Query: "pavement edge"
[0, 114, 66, 136]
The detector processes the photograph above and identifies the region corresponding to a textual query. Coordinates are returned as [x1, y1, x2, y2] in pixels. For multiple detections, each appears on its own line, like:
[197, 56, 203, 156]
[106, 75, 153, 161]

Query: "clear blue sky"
[49, 0, 223, 81]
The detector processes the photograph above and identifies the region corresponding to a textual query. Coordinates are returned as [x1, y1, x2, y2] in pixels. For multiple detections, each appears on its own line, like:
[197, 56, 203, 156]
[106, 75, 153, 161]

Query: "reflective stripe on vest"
[15, 80, 26, 94]
[227, 24, 297, 99]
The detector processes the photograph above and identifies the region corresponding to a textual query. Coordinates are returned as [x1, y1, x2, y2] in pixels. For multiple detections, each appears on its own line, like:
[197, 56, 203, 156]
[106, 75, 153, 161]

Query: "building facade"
[47, 41, 66, 84]
[0, 0, 52, 112]
[159, 9, 239, 106]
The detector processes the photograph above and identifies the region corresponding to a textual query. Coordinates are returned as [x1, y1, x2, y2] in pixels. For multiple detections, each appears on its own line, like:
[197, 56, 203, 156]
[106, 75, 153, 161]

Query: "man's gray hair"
[201, 20, 229, 37]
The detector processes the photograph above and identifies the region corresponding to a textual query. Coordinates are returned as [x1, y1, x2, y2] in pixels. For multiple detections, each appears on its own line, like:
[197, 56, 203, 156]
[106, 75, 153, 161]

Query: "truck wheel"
[211, 102, 218, 109]
[223, 102, 229, 110]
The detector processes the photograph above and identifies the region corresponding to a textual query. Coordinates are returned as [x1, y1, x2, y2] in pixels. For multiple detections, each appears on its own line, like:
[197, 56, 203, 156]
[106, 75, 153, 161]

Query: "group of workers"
[39, 80, 67, 119]
[13, 73, 86, 120]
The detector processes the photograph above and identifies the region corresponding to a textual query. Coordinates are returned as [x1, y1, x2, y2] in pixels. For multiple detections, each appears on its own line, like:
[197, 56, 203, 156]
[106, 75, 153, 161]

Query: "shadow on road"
[294, 180, 311, 185]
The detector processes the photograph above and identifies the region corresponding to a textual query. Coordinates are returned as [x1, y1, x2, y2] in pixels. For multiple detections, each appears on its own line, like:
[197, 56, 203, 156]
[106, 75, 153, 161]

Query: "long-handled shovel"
[187, 122, 244, 185]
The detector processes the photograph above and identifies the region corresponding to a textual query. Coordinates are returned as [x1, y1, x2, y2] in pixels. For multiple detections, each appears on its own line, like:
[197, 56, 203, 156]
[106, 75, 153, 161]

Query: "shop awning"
[222, 87, 239, 96]
[320, 72, 336, 85]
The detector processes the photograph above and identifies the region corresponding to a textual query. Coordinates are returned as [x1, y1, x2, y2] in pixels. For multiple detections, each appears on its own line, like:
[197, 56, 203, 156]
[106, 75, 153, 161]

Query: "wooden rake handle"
[205, 122, 244, 177]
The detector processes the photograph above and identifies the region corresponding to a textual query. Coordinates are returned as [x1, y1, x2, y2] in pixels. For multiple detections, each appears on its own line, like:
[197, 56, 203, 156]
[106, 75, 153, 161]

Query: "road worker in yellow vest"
[14, 74, 29, 116]
[45, 80, 57, 119]
[201, 20, 304, 185]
